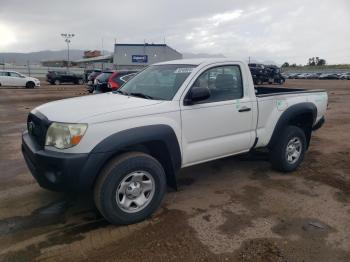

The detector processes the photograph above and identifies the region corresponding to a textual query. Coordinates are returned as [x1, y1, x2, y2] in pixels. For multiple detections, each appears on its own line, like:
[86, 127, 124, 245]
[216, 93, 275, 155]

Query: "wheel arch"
[26, 81, 35, 88]
[268, 102, 317, 149]
[85, 125, 181, 191]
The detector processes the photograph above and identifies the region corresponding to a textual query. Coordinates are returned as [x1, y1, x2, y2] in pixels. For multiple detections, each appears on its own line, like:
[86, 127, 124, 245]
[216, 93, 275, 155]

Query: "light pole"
[61, 33, 75, 71]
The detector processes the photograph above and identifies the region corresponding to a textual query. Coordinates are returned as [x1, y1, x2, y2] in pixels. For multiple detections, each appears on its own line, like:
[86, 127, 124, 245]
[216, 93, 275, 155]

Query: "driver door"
[180, 64, 255, 166]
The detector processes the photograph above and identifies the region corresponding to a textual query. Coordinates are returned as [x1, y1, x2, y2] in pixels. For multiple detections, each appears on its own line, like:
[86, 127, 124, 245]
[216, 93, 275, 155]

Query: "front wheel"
[26, 81, 35, 89]
[269, 126, 306, 172]
[94, 152, 166, 225]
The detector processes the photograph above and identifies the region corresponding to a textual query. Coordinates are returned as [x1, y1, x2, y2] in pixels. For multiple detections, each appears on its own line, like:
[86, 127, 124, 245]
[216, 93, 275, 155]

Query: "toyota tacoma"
[22, 59, 327, 225]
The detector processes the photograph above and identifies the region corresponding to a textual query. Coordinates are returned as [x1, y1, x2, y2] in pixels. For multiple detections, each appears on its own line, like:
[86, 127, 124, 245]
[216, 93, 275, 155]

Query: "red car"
[107, 71, 138, 90]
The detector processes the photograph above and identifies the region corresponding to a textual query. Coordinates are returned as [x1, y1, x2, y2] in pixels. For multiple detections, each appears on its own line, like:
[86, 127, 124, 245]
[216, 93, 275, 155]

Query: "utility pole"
[248, 56, 251, 64]
[61, 33, 75, 71]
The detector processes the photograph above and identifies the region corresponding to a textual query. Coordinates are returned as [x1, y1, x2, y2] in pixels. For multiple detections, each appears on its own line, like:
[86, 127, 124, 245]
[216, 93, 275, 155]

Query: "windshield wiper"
[129, 92, 156, 100]
[115, 90, 129, 96]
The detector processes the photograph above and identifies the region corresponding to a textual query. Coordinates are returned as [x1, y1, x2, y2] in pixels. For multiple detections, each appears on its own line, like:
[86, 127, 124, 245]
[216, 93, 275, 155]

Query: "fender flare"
[83, 125, 182, 190]
[268, 102, 317, 148]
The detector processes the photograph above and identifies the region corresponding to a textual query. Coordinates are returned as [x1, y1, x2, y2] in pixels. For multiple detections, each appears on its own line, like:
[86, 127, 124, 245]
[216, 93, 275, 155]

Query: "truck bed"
[255, 86, 325, 97]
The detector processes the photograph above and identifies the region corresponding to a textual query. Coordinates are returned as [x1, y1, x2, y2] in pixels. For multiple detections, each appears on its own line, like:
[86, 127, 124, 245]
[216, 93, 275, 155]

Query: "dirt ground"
[0, 79, 349, 262]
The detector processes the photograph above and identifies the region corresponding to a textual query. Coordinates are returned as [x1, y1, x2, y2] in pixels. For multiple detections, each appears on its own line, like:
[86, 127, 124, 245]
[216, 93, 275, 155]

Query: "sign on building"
[132, 55, 148, 63]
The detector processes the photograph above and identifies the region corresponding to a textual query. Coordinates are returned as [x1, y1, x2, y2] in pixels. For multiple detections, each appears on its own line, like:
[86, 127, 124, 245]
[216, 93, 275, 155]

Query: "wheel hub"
[126, 182, 142, 198]
[116, 171, 155, 213]
[286, 137, 302, 164]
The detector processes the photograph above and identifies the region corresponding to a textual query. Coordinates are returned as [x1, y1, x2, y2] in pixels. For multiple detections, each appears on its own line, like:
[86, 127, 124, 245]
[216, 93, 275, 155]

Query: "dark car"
[93, 70, 138, 93]
[86, 70, 102, 93]
[107, 71, 138, 90]
[248, 64, 284, 85]
[84, 69, 101, 82]
[93, 71, 115, 93]
[46, 71, 84, 85]
[265, 65, 285, 84]
[319, 73, 339, 80]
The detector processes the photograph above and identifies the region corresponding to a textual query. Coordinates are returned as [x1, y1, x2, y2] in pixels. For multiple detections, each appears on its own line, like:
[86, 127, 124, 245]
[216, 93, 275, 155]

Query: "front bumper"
[22, 131, 105, 192]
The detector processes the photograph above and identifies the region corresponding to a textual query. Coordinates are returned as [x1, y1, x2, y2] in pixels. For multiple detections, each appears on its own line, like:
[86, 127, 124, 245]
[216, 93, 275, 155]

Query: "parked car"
[46, 71, 85, 85]
[249, 64, 284, 84]
[86, 70, 102, 93]
[308, 73, 322, 79]
[107, 71, 138, 90]
[0, 70, 40, 88]
[84, 69, 101, 83]
[295, 73, 310, 79]
[339, 72, 350, 80]
[22, 58, 328, 225]
[319, 73, 339, 80]
[93, 70, 115, 93]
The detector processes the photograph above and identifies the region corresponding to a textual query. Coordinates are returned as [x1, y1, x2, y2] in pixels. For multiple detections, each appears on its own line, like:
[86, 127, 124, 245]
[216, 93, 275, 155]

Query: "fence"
[0, 64, 85, 79]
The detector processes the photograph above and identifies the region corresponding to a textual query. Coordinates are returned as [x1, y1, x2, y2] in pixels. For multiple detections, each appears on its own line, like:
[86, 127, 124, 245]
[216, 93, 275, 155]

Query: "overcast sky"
[0, 0, 349, 64]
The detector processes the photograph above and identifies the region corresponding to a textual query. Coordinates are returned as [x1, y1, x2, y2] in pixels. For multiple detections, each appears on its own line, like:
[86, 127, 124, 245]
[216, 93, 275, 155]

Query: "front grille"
[27, 112, 51, 148]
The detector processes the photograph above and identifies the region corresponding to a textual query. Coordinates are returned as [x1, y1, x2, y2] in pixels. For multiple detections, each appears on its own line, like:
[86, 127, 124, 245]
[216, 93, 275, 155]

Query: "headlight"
[45, 122, 87, 149]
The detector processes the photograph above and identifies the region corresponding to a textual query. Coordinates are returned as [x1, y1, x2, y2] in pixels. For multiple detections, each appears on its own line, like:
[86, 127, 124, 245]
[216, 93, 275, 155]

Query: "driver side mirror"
[184, 86, 211, 105]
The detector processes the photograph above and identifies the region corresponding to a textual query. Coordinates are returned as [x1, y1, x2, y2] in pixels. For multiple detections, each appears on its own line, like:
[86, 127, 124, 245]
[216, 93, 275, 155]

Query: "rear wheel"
[54, 80, 61, 85]
[78, 79, 84, 85]
[94, 152, 166, 225]
[269, 126, 306, 172]
[26, 81, 35, 89]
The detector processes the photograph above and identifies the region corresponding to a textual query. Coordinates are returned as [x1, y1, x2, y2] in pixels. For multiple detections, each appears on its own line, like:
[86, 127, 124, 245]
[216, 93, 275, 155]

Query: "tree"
[308, 57, 316, 66]
[317, 59, 326, 66]
[307, 57, 326, 66]
[282, 62, 290, 67]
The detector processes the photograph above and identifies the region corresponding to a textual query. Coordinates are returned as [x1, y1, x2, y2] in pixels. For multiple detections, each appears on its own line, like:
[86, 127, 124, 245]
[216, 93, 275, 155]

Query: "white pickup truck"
[22, 58, 327, 224]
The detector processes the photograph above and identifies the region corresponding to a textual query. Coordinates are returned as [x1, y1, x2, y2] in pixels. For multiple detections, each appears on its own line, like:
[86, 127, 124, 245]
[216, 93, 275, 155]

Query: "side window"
[0, 72, 8, 76]
[191, 65, 243, 103]
[9, 72, 20, 77]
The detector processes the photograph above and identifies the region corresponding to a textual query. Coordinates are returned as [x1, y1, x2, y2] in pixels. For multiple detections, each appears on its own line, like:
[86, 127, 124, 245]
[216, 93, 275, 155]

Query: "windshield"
[116, 64, 197, 100]
[96, 72, 113, 82]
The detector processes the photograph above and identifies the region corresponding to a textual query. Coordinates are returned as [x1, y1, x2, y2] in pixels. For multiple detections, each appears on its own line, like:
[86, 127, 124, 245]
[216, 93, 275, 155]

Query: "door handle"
[238, 107, 251, 112]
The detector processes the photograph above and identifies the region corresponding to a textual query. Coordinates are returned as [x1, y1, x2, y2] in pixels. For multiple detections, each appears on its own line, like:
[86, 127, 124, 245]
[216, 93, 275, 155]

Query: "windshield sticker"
[174, 68, 194, 74]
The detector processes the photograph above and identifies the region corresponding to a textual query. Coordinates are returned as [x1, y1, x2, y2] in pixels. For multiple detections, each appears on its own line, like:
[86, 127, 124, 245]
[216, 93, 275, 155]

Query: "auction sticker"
[174, 68, 194, 74]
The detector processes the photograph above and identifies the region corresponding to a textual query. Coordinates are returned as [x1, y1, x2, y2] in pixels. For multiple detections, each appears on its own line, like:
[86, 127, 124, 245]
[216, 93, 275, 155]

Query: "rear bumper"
[312, 116, 325, 131]
[22, 131, 106, 192]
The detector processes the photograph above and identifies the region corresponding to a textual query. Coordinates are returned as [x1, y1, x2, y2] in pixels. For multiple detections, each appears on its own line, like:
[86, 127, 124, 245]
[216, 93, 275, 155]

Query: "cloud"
[0, 0, 349, 64]
[210, 10, 243, 26]
[0, 22, 17, 48]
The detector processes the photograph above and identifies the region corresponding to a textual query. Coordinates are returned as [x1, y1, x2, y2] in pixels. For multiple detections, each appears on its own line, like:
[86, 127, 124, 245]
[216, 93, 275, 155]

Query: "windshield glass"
[97, 72, 113, 82]
[116, 64, 197, 100]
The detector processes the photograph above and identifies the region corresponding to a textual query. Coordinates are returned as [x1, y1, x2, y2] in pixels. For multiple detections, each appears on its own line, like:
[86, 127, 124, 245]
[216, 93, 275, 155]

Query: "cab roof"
[154, 58, 244, 66]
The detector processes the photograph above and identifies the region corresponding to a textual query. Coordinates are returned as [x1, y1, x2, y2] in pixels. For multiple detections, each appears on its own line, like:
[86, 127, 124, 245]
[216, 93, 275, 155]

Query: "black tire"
[269, 126, 306, 172]
[94, 152, 166, 225]
[78, 79, 84, 85]
[26, 81, 35, 89]
[54, 79, 60, 85]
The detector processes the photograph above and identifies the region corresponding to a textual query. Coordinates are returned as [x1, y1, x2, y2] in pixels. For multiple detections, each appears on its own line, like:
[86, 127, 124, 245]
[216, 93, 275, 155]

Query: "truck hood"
[34, 93, 164, 123]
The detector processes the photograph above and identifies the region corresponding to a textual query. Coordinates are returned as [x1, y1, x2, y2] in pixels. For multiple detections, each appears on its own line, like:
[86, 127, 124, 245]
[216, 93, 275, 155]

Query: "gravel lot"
[0, 80, 350, 261]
